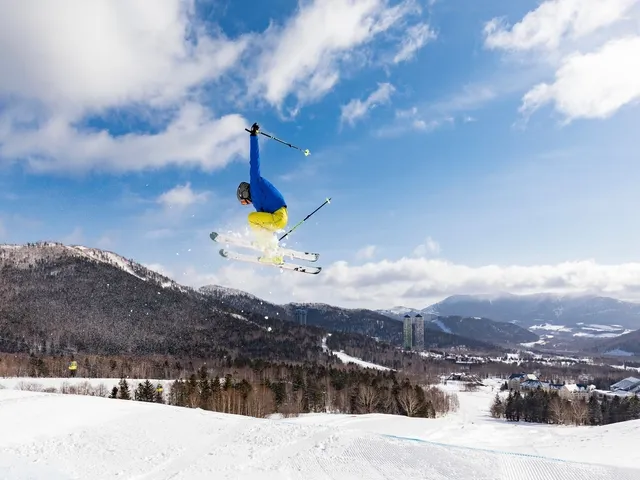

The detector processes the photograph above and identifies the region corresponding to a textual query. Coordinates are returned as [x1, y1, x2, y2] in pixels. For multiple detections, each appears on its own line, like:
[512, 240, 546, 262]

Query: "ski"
[219, 249, 322, 274]
[210, 232, 319, 262]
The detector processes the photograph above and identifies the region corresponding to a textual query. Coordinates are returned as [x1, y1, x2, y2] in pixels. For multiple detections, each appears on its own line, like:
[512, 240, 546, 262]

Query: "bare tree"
[549, 396, 574, 425]
[549, 396, 565, 424]
[292, 389, 305, 415]
[423, 386, 458, 416]
[571, 398, 589, 426]
[357, 385, 379, 413]
[378, 388, 396, 415]
[397, 387, 421, 417]
[246, 385, 275, 418]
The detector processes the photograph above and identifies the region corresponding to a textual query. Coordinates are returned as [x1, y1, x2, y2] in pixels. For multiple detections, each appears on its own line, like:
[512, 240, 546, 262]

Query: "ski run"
[0, 376, 638, 479]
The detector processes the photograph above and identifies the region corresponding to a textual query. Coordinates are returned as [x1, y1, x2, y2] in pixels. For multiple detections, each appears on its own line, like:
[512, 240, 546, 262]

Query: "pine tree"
[629, 395, 640, 420]
[513, 391, 523, 422]
[490, 393, 504, 418]
[135, 379, 155, 402]
[211, 376, 222, 410]
[540, 390, 551, 424]
[134, 382, 146, 401]
[610, 396, 622, 423]
[505, 391, 514, 421]
[269, 381, 286, 410]
[223, 373, 233, 391]
[588, 396, 602, 425]
[117, 378, 131, 400]
[198, 366, 212, 410]
[600, 396, 611, 425]
[523, 391, 534, 422]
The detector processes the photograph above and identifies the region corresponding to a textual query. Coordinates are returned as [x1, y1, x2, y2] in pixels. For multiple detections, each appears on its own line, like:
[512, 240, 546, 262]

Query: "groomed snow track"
[0, 390, 638, 480]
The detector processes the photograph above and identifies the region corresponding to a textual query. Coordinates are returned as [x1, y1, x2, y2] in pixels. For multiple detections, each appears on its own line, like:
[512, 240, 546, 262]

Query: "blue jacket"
[250, 135, 287, 213]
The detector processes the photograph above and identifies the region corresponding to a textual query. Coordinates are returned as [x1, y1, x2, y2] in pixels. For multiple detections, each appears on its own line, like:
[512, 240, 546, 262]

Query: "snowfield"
[0, 379, 639, 479]
[331, 350, 391, 371]
[0, 377, 176, 392]
[530, 323, 573, 333]
[321, 334, 391, 371]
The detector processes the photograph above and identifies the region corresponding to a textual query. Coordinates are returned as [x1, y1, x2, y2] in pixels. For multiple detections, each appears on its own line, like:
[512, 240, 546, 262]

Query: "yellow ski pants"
[248, 206, 288, 233]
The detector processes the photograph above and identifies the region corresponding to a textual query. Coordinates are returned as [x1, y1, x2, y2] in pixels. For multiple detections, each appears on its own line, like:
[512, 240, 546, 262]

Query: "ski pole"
[279, 198, 331, 241]
[245, 128, 310, 156]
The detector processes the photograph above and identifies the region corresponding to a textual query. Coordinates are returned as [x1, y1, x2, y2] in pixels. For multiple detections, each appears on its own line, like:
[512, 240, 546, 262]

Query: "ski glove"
[250, 123, 260, 136]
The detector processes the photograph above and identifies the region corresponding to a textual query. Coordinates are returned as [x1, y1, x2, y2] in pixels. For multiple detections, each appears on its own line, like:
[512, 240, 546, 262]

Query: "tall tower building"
[414, 314, 424, 351]
[403, 314, 412, 350]
[295, 308, 307, 325]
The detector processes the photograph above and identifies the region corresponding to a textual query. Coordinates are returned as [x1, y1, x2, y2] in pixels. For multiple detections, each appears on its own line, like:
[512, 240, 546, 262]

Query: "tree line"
[490, 388, 640, 426]
[13, 360, 460, 420]
[144, 363, 459, 419]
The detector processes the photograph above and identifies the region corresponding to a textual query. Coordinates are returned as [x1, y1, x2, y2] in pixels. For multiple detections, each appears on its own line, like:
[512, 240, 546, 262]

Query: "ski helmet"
[237, 181, 251, 205]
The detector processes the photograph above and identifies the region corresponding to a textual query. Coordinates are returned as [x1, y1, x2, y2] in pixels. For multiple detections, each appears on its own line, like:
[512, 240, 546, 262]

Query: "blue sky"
[2, 0, 640, 309]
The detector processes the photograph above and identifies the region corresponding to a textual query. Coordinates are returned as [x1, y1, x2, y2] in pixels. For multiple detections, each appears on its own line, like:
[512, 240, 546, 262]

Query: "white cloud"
[157, 182, 210, 210]
[483, 0, 640, 122]
[427, 85, 497, 116]
[0, 104, 248, 173]
[0, 0, 434, 173]
[483, 0, 638, 52]
[340, 82, 395, 126]
[413, 236, 440, 257]
[183, 256, 640, 310]
[375, 106, 452, 137]
[0, 1, 252, 174]
[393, 22, 436, 63]
[251, 0, 422, 109]
[520, 36, 640, 121]
[0, 0, 248, 114]
[356, 245, 377, 260]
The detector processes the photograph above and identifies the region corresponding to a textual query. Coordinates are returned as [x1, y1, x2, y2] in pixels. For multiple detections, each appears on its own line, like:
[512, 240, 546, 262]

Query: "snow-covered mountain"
[378, 292, 640, 351]
[423, 293, 640, 330]
[376, 310, 539, 346]
[424, 316, 539, 345]
[592, 328, 640, 356]
[0, 242, 324, 361]
[376, 306, 423, 318]
[0, 241, 185, 290]
[0, 241, 498, 357]
[197, 288, 502, 350]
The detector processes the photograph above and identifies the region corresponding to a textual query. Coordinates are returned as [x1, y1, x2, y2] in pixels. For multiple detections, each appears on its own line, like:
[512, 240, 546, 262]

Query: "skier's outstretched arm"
[250, 130, 261, 184]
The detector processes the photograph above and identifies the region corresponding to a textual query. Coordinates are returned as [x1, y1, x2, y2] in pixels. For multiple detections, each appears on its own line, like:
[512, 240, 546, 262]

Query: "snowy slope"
[1, 383, 639, 479]
[321, 335, 391, 371]
[424, 292, 640, 330]
[0, 242, 186, 291]
[376, 306, 422, 318]
[0, 377, 176, 392]
[289, 380, 640, 469]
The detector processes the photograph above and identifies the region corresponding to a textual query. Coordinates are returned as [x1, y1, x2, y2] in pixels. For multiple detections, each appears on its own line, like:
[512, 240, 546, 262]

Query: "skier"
[236, 122, 288, 262]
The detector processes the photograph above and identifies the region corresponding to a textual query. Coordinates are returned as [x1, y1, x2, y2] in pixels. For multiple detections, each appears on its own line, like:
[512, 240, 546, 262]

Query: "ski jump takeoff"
[210, 122, 331, 275]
